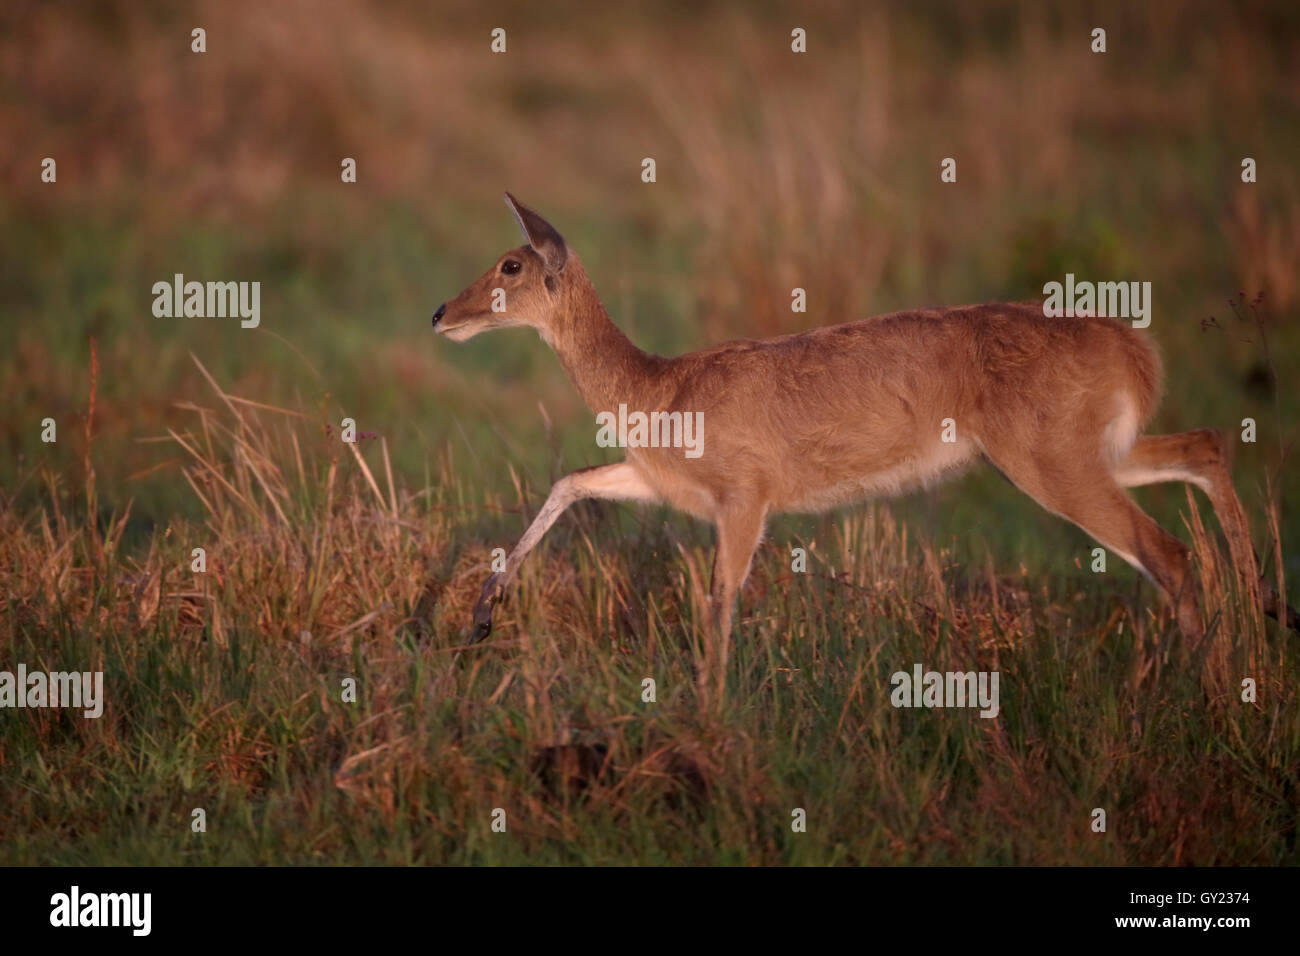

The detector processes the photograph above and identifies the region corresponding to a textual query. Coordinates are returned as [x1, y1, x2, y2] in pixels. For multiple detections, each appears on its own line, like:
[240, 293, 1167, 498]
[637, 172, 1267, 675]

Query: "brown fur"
[433, 195, 1256, 646]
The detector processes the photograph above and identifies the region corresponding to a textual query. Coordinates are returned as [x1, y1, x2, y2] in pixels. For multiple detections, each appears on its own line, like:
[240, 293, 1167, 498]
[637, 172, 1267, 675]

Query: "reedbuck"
[432, 194, 1258, 644]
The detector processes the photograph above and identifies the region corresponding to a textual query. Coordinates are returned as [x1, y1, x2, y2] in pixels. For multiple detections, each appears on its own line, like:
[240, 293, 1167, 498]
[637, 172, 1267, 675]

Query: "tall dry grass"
[2, 0, 1297, 864]
[2, 352, 1295, 862]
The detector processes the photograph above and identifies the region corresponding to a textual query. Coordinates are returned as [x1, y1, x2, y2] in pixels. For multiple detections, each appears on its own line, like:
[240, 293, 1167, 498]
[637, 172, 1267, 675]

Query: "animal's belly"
[775, 437, 980, 513]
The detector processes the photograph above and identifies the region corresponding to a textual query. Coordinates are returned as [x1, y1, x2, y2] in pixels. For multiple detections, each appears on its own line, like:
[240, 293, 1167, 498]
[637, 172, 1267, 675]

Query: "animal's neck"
[547, 261, 664, 414]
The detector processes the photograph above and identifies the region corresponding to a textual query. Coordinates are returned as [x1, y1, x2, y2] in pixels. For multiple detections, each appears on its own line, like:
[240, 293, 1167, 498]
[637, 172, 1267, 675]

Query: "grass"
[1, 357, 1295, 865]
[1, 0, 1298, 864]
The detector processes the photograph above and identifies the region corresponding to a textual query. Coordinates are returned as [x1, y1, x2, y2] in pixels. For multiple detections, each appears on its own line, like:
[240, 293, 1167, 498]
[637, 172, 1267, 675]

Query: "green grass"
[1, 375, 1295, 864]
[3, 0, 1299, 865]
[3, 193, 1296, 865]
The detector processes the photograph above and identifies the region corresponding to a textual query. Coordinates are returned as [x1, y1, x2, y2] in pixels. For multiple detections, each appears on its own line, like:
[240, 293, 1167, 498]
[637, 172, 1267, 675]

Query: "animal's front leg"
[467, 461, 656, 643]
[708, 501, 768, 637]
[698, 500, 767, 700]
[471, 572, 507, 642]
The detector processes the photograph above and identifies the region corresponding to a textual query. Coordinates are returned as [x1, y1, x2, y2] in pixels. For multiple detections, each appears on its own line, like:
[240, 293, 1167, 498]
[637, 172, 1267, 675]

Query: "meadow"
[1, 0, 1298, 864]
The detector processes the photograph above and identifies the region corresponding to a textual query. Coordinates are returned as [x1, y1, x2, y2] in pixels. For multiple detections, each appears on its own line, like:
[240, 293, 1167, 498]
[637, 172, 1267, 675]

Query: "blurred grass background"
[1, 0, 1298, 864]
[3, 0, 1298, 566]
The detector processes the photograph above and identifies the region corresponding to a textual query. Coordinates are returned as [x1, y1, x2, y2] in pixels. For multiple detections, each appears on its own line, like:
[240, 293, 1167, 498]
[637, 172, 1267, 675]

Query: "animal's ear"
[504, 192, 568, 274]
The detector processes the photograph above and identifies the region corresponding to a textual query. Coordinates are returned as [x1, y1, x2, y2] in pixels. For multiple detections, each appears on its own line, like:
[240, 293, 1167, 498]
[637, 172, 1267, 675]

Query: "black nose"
[432, 303, 446, 327]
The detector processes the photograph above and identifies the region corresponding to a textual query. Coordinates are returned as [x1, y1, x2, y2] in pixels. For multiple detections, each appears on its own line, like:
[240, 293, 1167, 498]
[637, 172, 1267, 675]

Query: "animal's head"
[432, 193, 571, 343]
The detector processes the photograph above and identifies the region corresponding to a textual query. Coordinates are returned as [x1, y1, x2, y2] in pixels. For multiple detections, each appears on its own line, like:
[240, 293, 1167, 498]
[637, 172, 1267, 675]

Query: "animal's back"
[647, 303, 1164, 513]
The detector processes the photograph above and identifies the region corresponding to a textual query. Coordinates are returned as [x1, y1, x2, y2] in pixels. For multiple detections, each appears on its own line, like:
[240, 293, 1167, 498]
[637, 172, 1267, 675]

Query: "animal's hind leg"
[1115, 430, 1258, 590]
[985, 444, 1204, 637]
[1074, 485, 1203, 637]
[1112, 430, 1222, 493]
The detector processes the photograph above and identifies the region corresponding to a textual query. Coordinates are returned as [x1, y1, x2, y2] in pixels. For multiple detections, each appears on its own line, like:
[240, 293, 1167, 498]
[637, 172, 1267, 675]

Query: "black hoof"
[468, 612, 493, 645]
[467, 574, 505, 645]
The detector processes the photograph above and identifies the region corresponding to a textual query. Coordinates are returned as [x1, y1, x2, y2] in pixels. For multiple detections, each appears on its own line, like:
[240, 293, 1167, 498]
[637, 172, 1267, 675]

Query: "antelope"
[431, 194, 1258, 645]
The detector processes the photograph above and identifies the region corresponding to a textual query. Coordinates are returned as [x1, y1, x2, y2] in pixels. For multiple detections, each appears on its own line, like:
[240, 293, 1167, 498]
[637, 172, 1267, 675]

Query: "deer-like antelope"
[431, 194, 1257, 644]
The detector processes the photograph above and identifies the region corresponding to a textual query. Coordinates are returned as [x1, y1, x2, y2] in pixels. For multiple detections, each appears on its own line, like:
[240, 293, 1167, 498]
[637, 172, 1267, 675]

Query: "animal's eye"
[501, 259, 522, 275]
